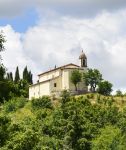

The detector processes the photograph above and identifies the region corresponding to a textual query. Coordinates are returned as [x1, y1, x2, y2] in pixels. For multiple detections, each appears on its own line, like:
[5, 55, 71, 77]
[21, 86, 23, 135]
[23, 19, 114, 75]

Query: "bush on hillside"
[3, 97, 27, 113]
[2, 129, 39, 150]
[0, 115, 11, 147]
[116, 90, 123, 97]
[31, 96, 53, 110]
[92, 125, 124, 150]
[97, 81, 113, 96]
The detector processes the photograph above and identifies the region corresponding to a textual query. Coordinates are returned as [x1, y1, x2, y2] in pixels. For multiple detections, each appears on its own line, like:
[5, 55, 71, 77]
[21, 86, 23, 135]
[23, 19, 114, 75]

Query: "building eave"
[38, 63, 80, 76]
[29, 76, 60, 88]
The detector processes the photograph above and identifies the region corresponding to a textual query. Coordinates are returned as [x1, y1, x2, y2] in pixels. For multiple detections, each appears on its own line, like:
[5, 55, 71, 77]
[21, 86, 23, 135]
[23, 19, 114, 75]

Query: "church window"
[54, 83, 57, 87]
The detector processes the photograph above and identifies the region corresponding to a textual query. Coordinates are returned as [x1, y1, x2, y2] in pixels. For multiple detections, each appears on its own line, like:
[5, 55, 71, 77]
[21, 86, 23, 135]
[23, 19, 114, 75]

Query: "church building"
[29, 51, 88, 100]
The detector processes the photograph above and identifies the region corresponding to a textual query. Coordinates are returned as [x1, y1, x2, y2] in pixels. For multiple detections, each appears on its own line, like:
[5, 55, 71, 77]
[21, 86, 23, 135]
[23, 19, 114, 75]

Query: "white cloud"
[1, 9, 126, 91]
[0, 25, 38, 79]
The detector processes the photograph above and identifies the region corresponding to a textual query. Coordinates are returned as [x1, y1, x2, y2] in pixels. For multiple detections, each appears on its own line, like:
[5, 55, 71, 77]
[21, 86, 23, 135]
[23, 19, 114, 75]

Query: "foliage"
[92, 126, 123, 150]
[116, 90, 123, 97]
[3, 97, 27, 113]
[0, 66, 33, 101]
[0, 32, 5, 61]
[1, 95, 126, 149]
[14, 66, 20, 83]
[23, 66, 33, 84]
[83, 69, 102, 92]
[60, 90, 70, 106]
[97, 80, 113, 96]
[31, 96, 53, 110]
[70, 69, 82, 91]
[3, 129, 39, 150]
[0, 80, 13, 102]
[0, 115, 10, 147]
[0, 65, 6, 80]
[6, 72, 13, 81]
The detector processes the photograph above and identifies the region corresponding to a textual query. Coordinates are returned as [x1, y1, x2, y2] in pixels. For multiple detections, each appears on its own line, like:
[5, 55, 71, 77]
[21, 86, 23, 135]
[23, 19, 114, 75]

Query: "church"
[29, 51, 88, 100]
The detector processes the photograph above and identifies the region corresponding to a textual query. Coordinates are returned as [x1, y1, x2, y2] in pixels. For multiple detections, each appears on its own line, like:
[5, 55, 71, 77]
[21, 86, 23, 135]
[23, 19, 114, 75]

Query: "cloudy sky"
[0, 0, 126, 92]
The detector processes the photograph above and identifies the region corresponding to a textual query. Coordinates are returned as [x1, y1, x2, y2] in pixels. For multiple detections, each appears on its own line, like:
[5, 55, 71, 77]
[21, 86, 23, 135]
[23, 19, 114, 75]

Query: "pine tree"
[14, 66, 20, 83]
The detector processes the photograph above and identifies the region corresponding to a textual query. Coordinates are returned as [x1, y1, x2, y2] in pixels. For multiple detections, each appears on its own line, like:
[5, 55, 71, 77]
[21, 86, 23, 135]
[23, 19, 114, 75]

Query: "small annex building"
[29, 51, 88, 100]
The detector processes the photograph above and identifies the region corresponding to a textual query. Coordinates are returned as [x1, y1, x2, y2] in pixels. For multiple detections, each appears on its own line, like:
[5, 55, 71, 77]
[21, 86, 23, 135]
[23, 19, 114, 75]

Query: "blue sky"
[0, 8, 38, 32]
[1, 0, 126, 92]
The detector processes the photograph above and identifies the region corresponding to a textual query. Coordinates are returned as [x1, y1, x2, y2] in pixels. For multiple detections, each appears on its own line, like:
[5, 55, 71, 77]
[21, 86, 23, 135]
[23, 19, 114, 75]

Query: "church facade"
[29, 51, 88, 100]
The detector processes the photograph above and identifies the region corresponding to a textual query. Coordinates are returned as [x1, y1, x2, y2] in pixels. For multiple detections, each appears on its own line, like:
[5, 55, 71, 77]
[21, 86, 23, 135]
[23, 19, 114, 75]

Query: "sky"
[0, 0, 126, 92]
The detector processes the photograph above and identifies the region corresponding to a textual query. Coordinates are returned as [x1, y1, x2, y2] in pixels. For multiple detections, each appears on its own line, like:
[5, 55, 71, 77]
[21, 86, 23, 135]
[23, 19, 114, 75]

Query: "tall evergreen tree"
[0, 65, 5, 80]
[14, 66, 20, 83]
[23, 66, 28, 81]
[6, 72, 13, 81]
[10, 72, 13, 81]
[23, 66, 33, 84]
[28, 71, 33, 84]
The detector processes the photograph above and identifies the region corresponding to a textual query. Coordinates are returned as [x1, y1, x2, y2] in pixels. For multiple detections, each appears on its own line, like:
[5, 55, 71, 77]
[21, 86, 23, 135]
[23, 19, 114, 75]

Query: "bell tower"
[79, 50, 87, 67]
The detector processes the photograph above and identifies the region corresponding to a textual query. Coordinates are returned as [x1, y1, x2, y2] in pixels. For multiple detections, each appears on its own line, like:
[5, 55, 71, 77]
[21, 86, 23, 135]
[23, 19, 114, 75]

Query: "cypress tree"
[14, 66, 20, 83]
[23, 66, 33, 84]
[23, 66, 28, 81]
[28, 71, 33, 84]
[6, 72, 13, 81]
[0, 65, 5, 80]
[10, 72, 13, 81]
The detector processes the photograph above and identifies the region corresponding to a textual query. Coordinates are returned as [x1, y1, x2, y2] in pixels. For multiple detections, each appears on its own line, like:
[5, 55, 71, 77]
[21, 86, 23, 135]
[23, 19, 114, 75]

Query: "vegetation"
[14, 66, 20, 83]
[0, 94, 126, 149]
[0, 31, 5, 60]
[97, 80, 113, 96]
[83, 69, 102, 92]
[71, 70, 82, 91]
[116, 90, 123, 97]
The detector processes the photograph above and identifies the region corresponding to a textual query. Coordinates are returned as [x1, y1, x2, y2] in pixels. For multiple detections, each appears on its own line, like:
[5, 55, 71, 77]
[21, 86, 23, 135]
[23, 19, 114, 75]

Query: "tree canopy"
[97, 80, 113, 96]
[83, 69, 102, 92]
[70, 69, 82, 91]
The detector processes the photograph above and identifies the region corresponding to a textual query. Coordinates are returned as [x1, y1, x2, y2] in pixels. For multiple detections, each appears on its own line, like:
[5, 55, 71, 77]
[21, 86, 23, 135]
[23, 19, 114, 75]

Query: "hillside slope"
[0, 94, 126, 150]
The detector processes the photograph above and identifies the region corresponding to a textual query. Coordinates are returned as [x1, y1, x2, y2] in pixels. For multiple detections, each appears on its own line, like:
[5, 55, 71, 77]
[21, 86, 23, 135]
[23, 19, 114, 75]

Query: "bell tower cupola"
[79, 50, 87, 67]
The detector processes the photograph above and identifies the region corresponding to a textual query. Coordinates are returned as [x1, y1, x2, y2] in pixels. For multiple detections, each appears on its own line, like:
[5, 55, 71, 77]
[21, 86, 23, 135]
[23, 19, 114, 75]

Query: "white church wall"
[39, 82, 50, 97]
[62, 70, 69, 90]
[29, 84, 39, 100]
[50, 76, 62, 96]
[29, 81, 51, 100]
[39, 69, 61, 82]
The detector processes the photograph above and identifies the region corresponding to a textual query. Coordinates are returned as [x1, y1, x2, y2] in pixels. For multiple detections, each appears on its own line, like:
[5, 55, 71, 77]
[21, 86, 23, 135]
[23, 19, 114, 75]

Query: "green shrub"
[86, 93, 94, 99]
[16, 97, 27, 109]
[116, 90, 123, 97]
[3, 97, 27, 113]
[3, 129, 39, 150]
[4, 100, 16, 113]
[0, 115, 11, 147]
[31, 96, 53, 110]
[92, 126, 122, 150]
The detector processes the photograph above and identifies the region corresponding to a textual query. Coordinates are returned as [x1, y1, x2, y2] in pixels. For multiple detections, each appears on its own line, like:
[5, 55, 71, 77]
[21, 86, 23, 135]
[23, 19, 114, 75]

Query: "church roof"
[38, 63, 80, 76]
